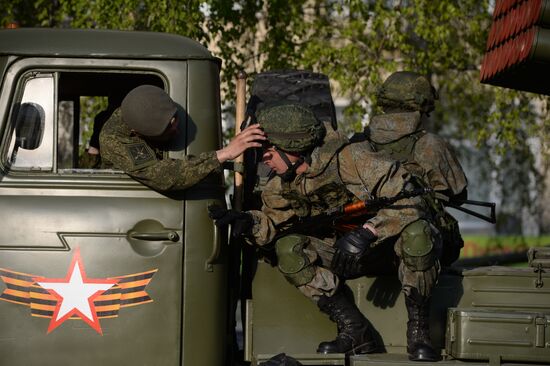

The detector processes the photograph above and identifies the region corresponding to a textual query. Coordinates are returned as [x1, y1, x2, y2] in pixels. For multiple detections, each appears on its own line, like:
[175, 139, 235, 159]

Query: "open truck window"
[5, 71, 164, 174]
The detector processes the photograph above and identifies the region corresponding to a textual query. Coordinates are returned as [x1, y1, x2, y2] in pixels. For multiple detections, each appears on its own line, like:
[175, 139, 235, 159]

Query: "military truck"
[0, 28, 228, 366]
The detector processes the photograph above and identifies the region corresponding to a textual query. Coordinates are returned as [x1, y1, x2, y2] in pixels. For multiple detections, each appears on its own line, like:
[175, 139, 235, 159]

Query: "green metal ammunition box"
[457, 266, 550, 313]
[446, 308, 550, 363]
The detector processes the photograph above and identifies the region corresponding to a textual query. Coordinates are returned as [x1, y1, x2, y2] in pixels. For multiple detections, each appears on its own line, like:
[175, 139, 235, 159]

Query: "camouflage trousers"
[275, 229, 440, 302]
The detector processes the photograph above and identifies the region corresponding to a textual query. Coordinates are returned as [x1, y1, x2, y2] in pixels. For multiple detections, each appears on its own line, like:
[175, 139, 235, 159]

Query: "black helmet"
[121, 85, 177, 136]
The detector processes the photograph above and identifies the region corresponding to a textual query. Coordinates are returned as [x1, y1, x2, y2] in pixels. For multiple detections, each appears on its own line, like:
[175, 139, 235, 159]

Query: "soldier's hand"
[208, 204, 253, 238]
[331, 226, 377, 278]
[216, 125, 266, 163]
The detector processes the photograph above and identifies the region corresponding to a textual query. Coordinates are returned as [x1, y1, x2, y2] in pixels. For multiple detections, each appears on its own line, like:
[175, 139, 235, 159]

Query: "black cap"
[121, 85, 177, 136]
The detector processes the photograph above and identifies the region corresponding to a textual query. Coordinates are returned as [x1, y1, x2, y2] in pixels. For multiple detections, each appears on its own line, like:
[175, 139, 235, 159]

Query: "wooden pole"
[233, 71, 247, 211]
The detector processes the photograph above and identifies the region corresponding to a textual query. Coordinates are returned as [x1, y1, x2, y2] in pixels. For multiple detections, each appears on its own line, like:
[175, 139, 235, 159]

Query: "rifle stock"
[445, 201, 496, 224]
[435, 192, 497, 224]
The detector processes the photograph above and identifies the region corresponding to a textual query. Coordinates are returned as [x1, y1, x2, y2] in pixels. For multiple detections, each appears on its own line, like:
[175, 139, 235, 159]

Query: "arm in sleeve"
[365, 163, 424, 243]
[129, 151, 221, 191]
[415, 133, 468, 198]
[101, 133, 221, 191]
[248, 179, 297, 246]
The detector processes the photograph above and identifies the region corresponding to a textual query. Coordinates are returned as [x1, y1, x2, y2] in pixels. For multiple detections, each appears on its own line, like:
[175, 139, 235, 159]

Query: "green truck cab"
[0, 28, 227, 366]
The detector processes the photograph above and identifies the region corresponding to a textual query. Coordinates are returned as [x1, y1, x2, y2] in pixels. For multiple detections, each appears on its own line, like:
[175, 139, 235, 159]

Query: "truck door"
[0, 69, 186, 366]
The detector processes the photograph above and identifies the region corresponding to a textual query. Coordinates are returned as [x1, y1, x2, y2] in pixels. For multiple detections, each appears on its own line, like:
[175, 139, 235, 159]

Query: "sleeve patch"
[124, 142, 157, 170]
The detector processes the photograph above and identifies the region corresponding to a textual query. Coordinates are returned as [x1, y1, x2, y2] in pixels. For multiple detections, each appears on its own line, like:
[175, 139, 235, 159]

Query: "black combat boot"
[405, 295, 440, 361]
[316, 286, 379, 355]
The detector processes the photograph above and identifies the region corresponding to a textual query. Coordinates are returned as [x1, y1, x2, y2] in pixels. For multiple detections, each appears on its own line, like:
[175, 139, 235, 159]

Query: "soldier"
[364, 71, 468, 267]
[100, 85, 265, 191]
[79, 93, 123, 169]
[210, 103, 441, 360]
[360, 71, 468, 360]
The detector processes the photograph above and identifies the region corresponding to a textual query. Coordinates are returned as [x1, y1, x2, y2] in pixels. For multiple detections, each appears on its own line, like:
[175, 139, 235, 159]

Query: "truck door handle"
[129, 231, 180, 242]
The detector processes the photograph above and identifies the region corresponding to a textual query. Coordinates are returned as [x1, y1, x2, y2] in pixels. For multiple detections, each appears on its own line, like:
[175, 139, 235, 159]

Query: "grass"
[461, 235, 550, 258]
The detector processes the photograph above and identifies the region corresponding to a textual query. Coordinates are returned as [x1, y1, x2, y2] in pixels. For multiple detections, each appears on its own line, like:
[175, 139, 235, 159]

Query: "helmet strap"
[275, 147, 305, 182]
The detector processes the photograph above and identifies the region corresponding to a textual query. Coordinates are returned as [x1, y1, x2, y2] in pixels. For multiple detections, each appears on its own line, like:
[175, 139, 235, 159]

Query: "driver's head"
[121, 85, 178, 140]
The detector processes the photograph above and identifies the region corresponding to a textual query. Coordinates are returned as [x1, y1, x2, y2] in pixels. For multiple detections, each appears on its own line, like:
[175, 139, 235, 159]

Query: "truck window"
[6, 74, 54, 171]
[4, 70, 165, 174]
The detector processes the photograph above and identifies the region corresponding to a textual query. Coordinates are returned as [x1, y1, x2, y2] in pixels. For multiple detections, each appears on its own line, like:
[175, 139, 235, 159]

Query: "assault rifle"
[271, 187, 497, 243]
[272, 187, 433, 241]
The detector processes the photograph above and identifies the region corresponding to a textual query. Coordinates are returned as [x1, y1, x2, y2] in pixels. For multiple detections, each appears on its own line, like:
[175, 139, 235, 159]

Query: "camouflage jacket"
[99, 109, 221, 191]
[249, 123, 425, 246]
[367, 111, 467, 198]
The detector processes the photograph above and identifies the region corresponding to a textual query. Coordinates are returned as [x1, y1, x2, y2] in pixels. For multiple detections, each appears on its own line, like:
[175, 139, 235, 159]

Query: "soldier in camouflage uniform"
[366, 71, 467, 203]
[210, 103, 440, 359]
[362, 71, 468, 361]
[100, 85, 265, 191]
[79, 93, 122, 169]
[78, 93, 123, 169]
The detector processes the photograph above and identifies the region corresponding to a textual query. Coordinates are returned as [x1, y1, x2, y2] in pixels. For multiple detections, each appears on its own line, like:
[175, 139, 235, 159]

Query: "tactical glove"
[331, 227, 377, 278]
[208, 204, 253, 238]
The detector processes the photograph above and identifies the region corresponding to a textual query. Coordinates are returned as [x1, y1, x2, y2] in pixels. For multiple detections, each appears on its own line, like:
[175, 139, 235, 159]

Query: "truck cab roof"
[0, 28, 217, 61]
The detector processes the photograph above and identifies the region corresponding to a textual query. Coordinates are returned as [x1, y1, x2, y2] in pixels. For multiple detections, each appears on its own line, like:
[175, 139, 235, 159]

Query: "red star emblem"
[33, 249, 118, 334]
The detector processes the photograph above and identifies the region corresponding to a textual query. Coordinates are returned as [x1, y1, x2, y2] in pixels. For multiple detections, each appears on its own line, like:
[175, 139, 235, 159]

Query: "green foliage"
[79, 96, 107, 155]
[462, 235, 550, 257]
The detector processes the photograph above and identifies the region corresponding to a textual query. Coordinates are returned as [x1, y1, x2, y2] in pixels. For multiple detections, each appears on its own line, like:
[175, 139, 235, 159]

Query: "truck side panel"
[181, 59, 227, 366]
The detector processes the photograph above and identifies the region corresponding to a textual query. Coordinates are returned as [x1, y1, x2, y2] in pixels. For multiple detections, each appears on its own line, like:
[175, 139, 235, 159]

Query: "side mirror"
[14, 102, 45, 150]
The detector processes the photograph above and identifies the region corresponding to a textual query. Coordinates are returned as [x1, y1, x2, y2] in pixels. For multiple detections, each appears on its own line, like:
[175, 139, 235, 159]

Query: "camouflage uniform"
[361, 70, 467, 361]
[365, 72, 468, 267]
[367, 111, 467, 199]
[100, 109, 221, 191]
[248, 123, 437, 301]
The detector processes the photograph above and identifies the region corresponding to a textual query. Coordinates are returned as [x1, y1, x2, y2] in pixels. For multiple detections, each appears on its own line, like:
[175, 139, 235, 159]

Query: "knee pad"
[400, 220, 436, 272]
[275, 235, 316, 286]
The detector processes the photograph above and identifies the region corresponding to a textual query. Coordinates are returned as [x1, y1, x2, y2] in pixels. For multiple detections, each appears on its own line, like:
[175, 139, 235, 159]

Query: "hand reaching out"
[216, 124, 266, 163]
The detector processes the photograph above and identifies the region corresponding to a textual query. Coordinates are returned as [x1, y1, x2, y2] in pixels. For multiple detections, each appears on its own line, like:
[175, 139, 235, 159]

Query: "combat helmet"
[256, 102, 326, 181]
[256, 102, 326, 153]
[121, 85, 177, 137]
[376, 71, 438, 114]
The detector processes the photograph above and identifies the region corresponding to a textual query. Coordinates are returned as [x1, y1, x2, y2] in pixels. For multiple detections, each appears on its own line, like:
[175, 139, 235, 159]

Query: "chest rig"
[280, 153, 356, 218]
[370, 130, 427, 178]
